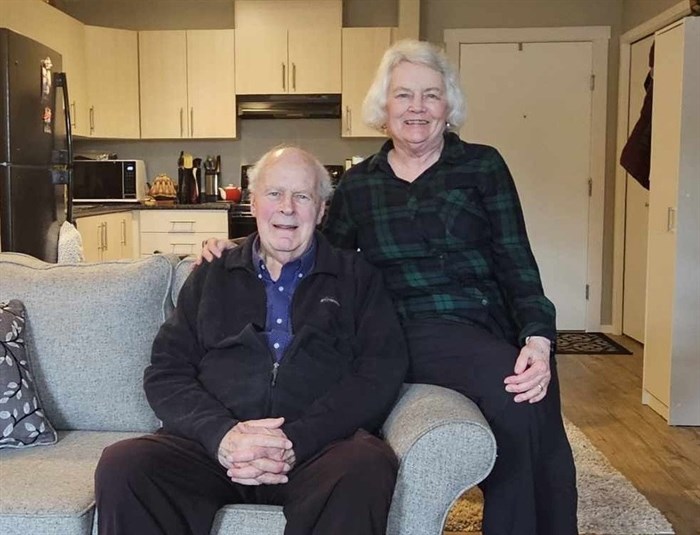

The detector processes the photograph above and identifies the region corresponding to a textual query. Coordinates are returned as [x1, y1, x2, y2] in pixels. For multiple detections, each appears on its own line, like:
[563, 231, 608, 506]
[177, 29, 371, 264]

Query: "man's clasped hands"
[217, 417, 295, 485]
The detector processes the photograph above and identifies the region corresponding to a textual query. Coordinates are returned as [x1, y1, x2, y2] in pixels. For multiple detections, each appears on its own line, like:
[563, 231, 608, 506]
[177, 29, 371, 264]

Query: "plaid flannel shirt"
[323, 132, 556, 346]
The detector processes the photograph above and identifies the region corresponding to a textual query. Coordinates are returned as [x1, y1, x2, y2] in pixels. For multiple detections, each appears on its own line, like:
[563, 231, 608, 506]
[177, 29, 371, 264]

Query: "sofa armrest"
[382, 383, 496, 535]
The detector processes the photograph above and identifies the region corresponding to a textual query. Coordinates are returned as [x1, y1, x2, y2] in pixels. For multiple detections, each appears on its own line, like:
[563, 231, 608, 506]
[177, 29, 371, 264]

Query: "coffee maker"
[202, 155, 221, 203]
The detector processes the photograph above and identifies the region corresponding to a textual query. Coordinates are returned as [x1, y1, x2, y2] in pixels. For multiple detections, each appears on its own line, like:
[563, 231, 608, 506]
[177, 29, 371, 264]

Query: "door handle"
[121, 219, 127, 246]
[292, 63, 296, 91]
[282, 63, 286, 91]
[71, 102, 76, 128]
[102, 222, 108, 251]
[667, 207, 676, 232]
[345, 106, 352, 135]
[89, 106, 95, 135]
[180, 108, 184, 137]
[97, 225, 103, 252]
[190, 107, 194, 137]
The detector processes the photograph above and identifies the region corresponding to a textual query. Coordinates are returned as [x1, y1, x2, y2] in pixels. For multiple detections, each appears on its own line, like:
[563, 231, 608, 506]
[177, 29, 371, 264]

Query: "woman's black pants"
[404, 319, 578, 535]
[94, 429, 397, 535]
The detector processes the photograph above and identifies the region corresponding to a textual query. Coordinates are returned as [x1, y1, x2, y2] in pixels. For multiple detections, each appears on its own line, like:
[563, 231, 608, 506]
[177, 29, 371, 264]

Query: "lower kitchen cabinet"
[136, 209, 228, 257]
[76, 211, 135, 262]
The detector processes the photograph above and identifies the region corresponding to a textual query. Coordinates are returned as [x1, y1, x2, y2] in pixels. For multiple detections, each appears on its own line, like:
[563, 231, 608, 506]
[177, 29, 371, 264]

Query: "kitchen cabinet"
[642, 17, 700, 426]
[139, 30, 236, 139]
[136, 210, 228, 257]
[84, 26, 140, 139]
[341, 28, 392, 138]
[0, 0, 89, 137]
[235, 27, 340, 94]
[76, 211, 134, 262]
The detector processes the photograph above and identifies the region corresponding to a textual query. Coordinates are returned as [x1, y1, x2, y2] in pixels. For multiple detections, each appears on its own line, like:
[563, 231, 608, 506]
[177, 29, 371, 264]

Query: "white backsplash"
[74, 118, 384, 188]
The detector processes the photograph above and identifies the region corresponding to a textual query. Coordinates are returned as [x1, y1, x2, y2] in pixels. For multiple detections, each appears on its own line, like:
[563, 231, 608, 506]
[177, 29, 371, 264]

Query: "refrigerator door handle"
[53, 72, 73, 222]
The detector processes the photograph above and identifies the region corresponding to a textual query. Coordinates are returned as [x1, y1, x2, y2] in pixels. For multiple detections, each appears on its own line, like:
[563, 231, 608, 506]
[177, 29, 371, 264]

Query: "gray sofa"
[0, 252, 496, 535]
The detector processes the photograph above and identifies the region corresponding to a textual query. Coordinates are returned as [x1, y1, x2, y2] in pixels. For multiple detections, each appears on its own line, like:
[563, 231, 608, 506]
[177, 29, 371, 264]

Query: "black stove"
[228, 163, 344, 239]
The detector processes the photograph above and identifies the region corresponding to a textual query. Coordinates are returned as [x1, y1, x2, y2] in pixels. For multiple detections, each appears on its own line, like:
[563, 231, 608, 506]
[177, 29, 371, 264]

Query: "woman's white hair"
[247, 145, 333, 202]
[362, 39, 466, 133]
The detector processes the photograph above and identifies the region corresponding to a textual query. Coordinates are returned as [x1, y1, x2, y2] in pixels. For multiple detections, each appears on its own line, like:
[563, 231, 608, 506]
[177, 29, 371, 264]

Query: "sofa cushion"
[0, 253, 178, 432]
[212, 504, 285, 534]
[0, 430, 143, 535]
[0, 300, 58, 449]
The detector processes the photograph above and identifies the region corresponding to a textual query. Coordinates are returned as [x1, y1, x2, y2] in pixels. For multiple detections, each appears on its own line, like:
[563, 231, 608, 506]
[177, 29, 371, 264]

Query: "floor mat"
[556, 332, 632, 355]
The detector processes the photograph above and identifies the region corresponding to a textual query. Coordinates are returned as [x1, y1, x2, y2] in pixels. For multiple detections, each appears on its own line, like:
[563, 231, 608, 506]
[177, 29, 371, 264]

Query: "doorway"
[458, 41, 593, 330]
[446, 26, 610, 331]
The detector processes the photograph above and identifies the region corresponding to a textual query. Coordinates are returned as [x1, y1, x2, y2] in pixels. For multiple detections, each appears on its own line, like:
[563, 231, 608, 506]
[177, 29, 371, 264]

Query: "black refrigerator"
[0, 28, 73, 263]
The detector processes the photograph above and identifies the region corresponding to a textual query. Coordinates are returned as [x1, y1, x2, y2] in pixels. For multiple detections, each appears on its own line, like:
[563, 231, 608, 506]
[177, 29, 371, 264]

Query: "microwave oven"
[72, 160, 147, 202]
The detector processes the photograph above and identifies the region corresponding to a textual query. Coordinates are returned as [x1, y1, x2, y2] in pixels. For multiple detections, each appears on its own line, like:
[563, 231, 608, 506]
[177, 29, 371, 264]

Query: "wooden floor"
[445, 335, 700, 535]
[558, 335, 700, 535]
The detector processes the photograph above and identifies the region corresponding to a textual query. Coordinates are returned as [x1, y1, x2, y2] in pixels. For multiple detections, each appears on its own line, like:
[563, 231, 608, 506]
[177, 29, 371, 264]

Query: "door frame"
[445, 26, 610, 331]
[611, 1, 690, 334]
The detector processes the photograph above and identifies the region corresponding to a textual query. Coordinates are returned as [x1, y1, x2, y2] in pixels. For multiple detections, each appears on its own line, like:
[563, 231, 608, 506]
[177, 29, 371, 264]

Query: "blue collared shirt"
[253, 238, 317, 361]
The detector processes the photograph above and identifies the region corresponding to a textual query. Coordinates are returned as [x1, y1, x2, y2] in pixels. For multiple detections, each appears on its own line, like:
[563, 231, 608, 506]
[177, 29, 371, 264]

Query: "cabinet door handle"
[292, 63, 296, 91]
[71, 102, 77, 129]
[171, 243, 195, 255]
[121, 219, 127, 245]
[667, 207, 676, 232]
[282, 63, 286, 91]
[97, 225, 103, 252]
[89, 106, 95, 134]
[190, 107, 194, 137]
[169, 220, 196, 233]
[180, 108, 184, 137]
[103, 222, 108, 251]
[345, 106, 352, 135]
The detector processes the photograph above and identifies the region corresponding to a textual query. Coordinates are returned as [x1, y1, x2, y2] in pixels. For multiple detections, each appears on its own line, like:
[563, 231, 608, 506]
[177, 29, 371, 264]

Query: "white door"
[622, 34, 654, 343]
[459, 42, 593, 330]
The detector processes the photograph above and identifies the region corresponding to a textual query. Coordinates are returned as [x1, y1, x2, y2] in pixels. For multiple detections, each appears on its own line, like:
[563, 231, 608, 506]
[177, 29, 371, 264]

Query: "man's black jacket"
[144, 232, 408, 464]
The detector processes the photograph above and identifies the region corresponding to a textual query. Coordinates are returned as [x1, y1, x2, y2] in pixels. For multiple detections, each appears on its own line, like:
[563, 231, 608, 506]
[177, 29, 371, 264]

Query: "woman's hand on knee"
[503, 336, 552, 403]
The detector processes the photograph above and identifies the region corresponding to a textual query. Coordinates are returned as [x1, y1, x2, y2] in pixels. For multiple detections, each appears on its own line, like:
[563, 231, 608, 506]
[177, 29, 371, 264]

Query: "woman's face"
[385, 61, 449, 151]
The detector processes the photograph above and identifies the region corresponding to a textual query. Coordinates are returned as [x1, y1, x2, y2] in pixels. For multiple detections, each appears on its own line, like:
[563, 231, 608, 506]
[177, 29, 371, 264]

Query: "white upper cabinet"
[187, 30, 237, 138]
[235, 27, 340, 94]
[0, 0, 89, 137]
[341, 27, 392, 137]
[139, 30, 236, 139]
[234, 28, 288, 94]
[84, 26, 140, 139]
[234, 0, 341, 95]
[139, 30, 188, 139]
[288, 29, 341, 93]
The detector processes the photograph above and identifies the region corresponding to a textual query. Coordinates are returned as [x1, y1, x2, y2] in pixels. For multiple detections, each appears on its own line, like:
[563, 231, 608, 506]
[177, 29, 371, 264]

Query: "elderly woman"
[200, 40, 577, 535]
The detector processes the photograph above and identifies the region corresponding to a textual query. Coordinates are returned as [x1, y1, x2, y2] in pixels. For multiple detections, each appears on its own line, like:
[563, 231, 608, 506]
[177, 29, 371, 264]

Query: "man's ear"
[316, 201, 326, 225]
[250, 193, 257, 217]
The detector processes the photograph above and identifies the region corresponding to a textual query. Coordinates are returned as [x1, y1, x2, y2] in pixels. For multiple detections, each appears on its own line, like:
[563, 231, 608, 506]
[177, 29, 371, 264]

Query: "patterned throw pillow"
[0, 300, 58, 449]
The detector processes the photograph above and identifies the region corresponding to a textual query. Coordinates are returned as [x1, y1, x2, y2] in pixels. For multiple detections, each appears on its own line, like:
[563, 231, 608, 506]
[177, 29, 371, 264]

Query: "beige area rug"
[445, 419, 675, 534]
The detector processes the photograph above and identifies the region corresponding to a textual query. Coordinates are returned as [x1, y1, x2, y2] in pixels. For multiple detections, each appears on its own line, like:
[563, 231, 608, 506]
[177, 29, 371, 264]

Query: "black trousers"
[94, 429, 398, 535]
[403, 319, 578, 535]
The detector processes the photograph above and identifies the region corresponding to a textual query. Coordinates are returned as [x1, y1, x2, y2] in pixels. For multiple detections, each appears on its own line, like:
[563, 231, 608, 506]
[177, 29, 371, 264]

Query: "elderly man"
[94, 147, 408, 535]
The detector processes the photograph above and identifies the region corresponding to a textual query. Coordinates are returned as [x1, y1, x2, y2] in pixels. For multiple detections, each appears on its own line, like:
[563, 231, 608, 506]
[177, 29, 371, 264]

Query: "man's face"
[251, 150, 325, 265]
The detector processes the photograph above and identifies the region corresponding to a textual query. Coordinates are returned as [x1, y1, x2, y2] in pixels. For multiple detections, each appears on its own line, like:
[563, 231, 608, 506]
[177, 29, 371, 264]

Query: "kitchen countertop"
[72, 201, 233, 219]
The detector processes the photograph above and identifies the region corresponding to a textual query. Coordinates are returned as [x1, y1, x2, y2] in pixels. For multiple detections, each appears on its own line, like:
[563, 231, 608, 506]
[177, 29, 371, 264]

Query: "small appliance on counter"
[73, 159, 147, 203]
[177, 151, 199, 205]
[202, 155, 221, 203]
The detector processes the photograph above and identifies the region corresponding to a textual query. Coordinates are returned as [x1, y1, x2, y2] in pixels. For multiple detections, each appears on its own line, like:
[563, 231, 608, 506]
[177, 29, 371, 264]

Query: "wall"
[622, 0, 683, 32]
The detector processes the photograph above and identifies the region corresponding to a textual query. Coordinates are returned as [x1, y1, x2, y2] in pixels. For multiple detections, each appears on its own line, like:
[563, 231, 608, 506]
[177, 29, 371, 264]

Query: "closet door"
[622, 34, 653, 343]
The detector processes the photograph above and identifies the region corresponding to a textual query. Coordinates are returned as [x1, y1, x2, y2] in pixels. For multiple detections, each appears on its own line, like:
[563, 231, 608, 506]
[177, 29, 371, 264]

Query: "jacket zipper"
[271, 361, 279, 387]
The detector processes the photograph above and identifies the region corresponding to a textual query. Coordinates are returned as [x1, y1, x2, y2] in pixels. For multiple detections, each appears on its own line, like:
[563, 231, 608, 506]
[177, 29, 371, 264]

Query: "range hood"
[237, 94, 341, 119]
